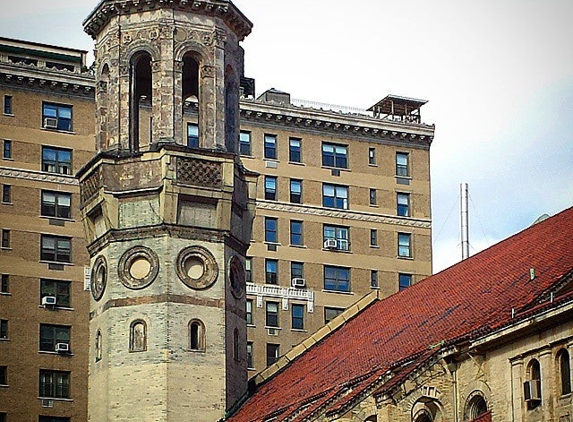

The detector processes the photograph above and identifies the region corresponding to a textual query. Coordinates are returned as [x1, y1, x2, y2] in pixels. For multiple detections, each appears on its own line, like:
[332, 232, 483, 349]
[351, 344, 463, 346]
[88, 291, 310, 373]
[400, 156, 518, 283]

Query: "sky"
[2, 0, 572, 272]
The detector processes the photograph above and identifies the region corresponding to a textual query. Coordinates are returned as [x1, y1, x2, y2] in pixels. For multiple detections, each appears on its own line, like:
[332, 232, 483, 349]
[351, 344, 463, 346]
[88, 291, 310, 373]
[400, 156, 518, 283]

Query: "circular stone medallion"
[176, 246, 218, 290]
[91, 255, 107, 301]
[118, 246, 159, 290]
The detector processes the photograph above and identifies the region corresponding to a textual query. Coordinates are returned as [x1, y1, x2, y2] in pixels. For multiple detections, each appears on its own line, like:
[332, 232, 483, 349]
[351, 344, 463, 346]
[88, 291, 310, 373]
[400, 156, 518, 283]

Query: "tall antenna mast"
[460, 182, 470, 260]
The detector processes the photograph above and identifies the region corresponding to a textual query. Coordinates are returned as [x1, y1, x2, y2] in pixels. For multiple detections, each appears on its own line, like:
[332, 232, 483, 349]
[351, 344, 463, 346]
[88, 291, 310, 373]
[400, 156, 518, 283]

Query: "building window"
[323, 225, 349, 251]
[323, 184, 348, 209]
[2, 185, 10, 203]
[189, 319, 206, 351]
[264, 134, 277, 159]
[266, 302, 279, 327]
[0, 366, 6, 385]
[368, 147, 376, 165]
[1, 274, 8, 293]
[558, 349, 571, 395]
[264, 217, 278, 243]
[465, 395, 488, 421]
[41, 191, 71, 219]
[264, 176, 277, 200]
[322, 143, 348, 168]
[290, 179, 302, 203]
[289, 138, 301, 162]
[3, 95, 12, 115]
[2, 140, 11, 159]
[371, 270, 379, 288]
[324, 307, 344, 324]
[95, 330, 102, 362]
[0, 320, 8, 339]
[42, 103, 72, 131]
[291, 261, 304, 280]
[129, 320, 147, 352]
[42, 147, 72, 175]
[291, 304, 305, 330]
[39, 324, 70, 352]
[40, 235, 71, 263]
[247, 342, 254, 369]
[290, 220, 303, 246]
[266, 343, 280, 366]
[396, 152, 409, 177]
[526, 359, 542, 408]
[1, 230, 10, 249]
[265, 259, 278, 285]
[40, 279, 71, 307]
[239, 131, 251, 155]
[397, 193, 410, 217]
[39, 370, 70, 399]
[369, 189, 377, 206]
[245, 258, 252, 282]
[370, 229, 378, 247]
[399, 273, 412, 291]
[324, 265, 350, 292]
[39, 417, 71, 422]
[246, 299, 253, 325]
[398, 233, 412, 258]
[187, 123, 199, 148]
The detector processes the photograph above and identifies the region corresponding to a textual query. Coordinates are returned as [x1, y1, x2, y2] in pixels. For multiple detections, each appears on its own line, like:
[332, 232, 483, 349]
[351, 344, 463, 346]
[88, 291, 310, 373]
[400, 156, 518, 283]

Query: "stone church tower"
[77, 1, 256, 420]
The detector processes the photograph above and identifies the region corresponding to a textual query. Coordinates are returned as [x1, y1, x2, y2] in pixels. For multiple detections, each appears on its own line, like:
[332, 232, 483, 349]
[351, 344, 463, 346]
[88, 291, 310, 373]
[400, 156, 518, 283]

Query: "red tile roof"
[228, 207, 573, 422]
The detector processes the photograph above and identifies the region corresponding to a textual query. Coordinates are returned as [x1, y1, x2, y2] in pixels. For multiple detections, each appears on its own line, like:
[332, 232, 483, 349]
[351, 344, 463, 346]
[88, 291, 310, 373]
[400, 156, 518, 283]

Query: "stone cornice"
[239, 100, 435, 148]
[257, 200, 432, 230]
[0, 63, 95, 97]
[0, 166, 79, 186]
[84, 0, 253, 40]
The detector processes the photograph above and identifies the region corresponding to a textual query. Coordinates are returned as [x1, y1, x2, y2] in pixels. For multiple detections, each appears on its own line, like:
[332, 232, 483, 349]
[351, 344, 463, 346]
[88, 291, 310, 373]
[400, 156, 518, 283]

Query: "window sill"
[370, 286, 380, 290]
[247, 367, 256, 371]
[187, 349, 206, 354]
[0, 247, 12, 251]
[0, 338, 9, 342]
[40, 260, 73, 266]
[369, 204, 379, 208]
[37, 305, 74, 311]
[40, 216, 75, 222]
[247, 324, 256, 328]
[264, 326, 281, 330]
[1, 158, 14, 161]
[1, 202, 13, 206]
[368, 163, 378, 167]
[41, 127, 76, 135]
[397, 256, 414, 260]
[370, 245, 380, 249]
[322, 206, 349, 211]
[0, 292, 11, 296]
[291, 329, 307, 333]
[289, 161, 305, 166]
[38, 350, 74, 356]
[239, 154, 254, 158]
[38, 397, 73, 402]
[2, 113, 14, 117]
[321, 166, 350, 172]
[289, 244, 306, 249]
[322, 248, 351, 253]
[322, 289, 353, 295]
[0, 384, 8, 388]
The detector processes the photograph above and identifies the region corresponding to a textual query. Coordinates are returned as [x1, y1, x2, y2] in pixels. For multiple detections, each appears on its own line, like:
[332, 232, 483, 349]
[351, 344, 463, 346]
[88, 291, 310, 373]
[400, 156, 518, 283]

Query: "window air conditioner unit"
[267, 328, 279, 336]
[55, 342, 70, 353]
[524, 379, 541, 402]
[44, 118, 58, 129]
[42, 296, 57, 306]
[324, 239, 337, 249]
[291, 278, 306, 288]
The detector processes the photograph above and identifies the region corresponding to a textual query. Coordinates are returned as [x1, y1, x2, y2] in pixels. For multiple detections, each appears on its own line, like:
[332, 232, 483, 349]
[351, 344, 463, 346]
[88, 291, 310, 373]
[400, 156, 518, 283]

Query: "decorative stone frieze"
[176, 157, 222, 188]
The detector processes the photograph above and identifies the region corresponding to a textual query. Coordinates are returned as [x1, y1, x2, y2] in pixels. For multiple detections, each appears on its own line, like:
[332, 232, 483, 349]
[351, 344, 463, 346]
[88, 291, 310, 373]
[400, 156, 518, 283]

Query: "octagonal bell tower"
[78, 1, 256, 421]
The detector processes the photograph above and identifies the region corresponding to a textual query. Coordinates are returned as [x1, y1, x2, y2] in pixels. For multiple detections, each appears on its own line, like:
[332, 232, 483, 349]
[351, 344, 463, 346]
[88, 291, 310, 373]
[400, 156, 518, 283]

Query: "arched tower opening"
[130, 51, 152, 152]
[182, 53, 200, 148]
[97, 63, 110, 150]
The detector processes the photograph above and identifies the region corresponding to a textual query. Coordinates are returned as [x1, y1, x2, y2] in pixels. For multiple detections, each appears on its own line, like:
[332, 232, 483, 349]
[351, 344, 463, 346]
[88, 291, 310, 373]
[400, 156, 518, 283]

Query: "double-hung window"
[1, 230, 9, 249]
[246, 299, 253, 325]
[40, 279, 71, 307]
[264, 134, 277, 159]
[290, 220, 303, 246]
[245, 258, 252, 282]
[322, 143, 348, 168]
[290, 179, 302, 203]
[264, 176, 277, 200]
[39, 370, 70, 399]
[1, 274, 8, 293]
[323, 184, 348, 209]
[266, 302, 279, 327]
[0, 320, 7, 339]
[43, 103, 72, 131]
[41, 191, 72, 219]
[291, 304, 304, 330]
[42, 147, 72, 175]
[370, 229, 378, 247]
[265, 259, 278, 285]
[371, 270, 379, 288]
[324, 265, 350, 292]
[41, 235, 71, 263]
[397, 193, 410, 217]
[266, 343, 279, 366]
[247, 342, 254, 369]
[396, 152, 409, 177]
[291, 262, 304, 280]
[2, 185, 10, 203]
[323, 225, 349, 251]
[368, 147, 376, 165]
[399, 273, 412, 291]
[264, 217, 278, 243]
[289, 138, 301, 162]
[2, 140, 11, 159]
[398, 233, 412, 258]
[187, 123, 199, 148]
[324, 307, 343, 324]
[40, 324, 70, 352]
[239, 131, 251, 155]
[369, 189, 377, 206]
[3, 96, 12, 115]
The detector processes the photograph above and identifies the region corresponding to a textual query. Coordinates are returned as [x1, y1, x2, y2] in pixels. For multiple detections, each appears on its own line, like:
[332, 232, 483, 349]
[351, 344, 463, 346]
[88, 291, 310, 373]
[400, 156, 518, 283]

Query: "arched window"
[465, 394, 488, 420]
[182, 53, 200, 148]
[557, 349, 571, 395]
[130, 51, 152, 152]
[95, 330, 102, 362]
[233, 328, 239, 361]
[129, 320, 147, 352]
[365, 416, 377, 422]
[98, 63, 110, 150]
[526, 359, 542, 409]
[189, 319, 205, 352]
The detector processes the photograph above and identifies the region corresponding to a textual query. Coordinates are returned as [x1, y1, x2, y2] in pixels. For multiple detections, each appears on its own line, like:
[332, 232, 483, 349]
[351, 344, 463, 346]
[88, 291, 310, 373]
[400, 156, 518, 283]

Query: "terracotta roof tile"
[228, 207, 573, 422]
